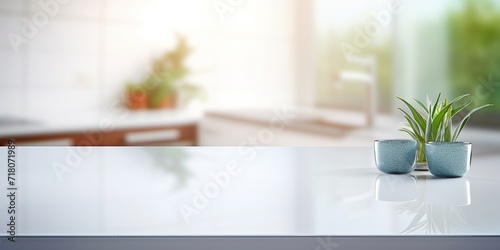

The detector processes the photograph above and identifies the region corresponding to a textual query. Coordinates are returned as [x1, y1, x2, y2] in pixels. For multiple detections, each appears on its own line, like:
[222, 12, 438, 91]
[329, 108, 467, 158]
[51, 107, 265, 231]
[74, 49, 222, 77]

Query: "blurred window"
[314, 0, 500, 125]
[314, 0, 393, 113]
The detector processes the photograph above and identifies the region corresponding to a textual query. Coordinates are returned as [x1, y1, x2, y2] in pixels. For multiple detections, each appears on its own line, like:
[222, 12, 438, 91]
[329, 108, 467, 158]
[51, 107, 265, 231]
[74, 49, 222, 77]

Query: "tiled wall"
[0, 0, 297, 118]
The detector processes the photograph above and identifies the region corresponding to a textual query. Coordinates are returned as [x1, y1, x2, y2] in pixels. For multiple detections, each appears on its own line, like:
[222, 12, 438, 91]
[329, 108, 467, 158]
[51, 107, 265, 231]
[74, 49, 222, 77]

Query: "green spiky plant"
[397, 93, 492, 163]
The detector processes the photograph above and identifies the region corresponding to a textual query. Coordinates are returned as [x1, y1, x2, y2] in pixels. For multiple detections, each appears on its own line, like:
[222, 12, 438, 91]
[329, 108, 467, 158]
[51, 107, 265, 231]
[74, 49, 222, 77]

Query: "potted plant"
[397, 93, 491, 172]
[125, 82, 149, 110]
[146, 35, 203, 109]
[124, 35, 204, 110]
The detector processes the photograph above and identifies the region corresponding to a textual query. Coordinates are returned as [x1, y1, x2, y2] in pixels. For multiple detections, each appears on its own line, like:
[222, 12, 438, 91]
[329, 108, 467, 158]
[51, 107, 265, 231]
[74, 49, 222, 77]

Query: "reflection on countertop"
[3, 147, 500, 236]
[376, 174, 472, 234]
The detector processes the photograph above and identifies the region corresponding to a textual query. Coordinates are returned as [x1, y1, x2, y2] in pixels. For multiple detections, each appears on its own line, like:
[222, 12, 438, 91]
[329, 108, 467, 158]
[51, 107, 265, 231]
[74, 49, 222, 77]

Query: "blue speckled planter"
[425, 142, 472, 178]
[374, 140, 418, 174]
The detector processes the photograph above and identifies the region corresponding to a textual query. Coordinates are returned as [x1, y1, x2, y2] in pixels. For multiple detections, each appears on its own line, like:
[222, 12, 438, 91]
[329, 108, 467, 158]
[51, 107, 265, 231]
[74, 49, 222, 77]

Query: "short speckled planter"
[425, 142, 472, 178]
[374, 140, 418, 174]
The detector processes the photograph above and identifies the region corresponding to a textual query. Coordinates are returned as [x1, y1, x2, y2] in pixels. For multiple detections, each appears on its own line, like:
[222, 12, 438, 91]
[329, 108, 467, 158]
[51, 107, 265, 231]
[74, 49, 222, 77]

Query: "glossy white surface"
[1, 147, 500, 236]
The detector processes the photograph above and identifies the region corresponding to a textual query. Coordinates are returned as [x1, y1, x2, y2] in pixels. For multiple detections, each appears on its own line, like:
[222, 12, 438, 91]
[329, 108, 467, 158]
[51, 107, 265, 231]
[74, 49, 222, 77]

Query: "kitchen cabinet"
[0, 124, 197, 146]
[0, 111, 200, 146]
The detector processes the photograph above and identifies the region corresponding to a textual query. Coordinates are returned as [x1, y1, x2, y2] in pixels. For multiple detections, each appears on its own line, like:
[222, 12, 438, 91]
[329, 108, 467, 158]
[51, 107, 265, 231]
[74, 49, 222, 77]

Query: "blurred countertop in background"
[201, 107, 500, 157]
[0, 110, 201, 146]
[1, 107, 500, 155]
[0, 110, 201, 138]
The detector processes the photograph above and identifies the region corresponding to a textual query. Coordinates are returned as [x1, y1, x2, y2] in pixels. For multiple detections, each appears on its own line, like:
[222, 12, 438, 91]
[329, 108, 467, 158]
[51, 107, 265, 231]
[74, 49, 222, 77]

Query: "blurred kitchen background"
[0, 0, 499, 150]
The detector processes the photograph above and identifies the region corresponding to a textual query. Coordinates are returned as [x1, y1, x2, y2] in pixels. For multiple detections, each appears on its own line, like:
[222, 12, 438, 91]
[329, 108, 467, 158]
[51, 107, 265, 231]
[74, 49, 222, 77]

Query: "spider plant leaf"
[431, 102, 453, 140]
[400, 120, 412, 131]
[452, 104, 493, 141]
[435, 126, 442, 141]
[397, 97, 427, 131]
[403, 115, 424, 141]
[399, 128, 418, 140]
[431, 93, 441, 117]
[449, 94, 470, 105]
[399, 108, 422, 133]
[452, 117, 470, 142]
[405, 115, 421, 134]
[451, 100, 472, 117]
[398, 108, 425, 134]
[444, 109, 452, 141]
[400, 125, 412, 131]
[425, 110, 433, 141]
[399, 127, 420, 141]
[426, 94, 432, 110]
[437, 121, 444, 141]
[413, 98, 430, 116]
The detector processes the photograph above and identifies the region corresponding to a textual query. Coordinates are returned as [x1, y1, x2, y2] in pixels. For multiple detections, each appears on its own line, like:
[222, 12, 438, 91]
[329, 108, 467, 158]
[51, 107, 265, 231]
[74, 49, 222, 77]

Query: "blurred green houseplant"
[126, 35, 204, 110]
[448, 0, 500, 113]
[125, 82, 149, 110]
[397, 93, 492, 163]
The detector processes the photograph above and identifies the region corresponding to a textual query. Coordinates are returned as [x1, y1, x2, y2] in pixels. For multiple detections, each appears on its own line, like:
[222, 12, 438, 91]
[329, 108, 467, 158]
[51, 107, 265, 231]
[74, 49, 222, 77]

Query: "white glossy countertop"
[0, 110, 200, 137]
[1, 147, 500, 236]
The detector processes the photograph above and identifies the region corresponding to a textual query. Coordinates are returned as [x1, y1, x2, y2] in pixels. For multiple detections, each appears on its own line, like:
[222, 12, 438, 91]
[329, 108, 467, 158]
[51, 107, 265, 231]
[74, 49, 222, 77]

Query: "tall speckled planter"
[425, 142, 472, 178]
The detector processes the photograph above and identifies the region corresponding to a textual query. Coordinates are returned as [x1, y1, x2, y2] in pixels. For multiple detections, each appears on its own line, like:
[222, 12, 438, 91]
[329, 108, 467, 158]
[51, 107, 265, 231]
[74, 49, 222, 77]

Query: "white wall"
[0, 0, 297, 117]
